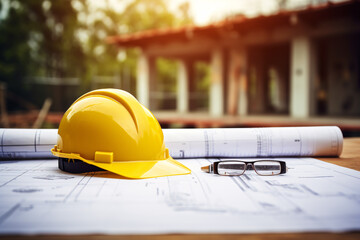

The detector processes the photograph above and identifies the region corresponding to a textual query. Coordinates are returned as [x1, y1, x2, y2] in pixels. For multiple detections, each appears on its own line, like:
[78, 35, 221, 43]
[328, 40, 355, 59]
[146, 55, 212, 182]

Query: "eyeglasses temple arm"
[280, 161, 287, 174]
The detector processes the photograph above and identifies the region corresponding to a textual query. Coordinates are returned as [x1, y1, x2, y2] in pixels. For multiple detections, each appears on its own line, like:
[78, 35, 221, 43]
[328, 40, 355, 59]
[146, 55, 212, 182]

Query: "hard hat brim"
[51, 148, 190, 179]
[82, 157, 191, 179]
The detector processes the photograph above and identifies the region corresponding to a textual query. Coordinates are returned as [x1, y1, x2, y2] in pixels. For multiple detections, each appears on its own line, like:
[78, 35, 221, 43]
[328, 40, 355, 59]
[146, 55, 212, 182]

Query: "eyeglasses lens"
[253, 161, 281, 175]
[217, 162, 246, 175]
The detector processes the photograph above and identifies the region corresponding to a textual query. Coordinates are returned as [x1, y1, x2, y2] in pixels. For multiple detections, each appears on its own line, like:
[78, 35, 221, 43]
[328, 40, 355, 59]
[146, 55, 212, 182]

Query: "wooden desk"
[3, 138, 360, 240]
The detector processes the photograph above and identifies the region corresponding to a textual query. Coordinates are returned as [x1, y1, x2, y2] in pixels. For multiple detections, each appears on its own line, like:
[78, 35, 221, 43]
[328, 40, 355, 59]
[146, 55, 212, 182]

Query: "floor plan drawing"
[0, 157, 359, 234]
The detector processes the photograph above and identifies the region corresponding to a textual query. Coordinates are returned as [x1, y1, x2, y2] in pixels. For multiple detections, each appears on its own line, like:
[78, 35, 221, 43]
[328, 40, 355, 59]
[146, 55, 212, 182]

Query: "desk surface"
[3, 138, 360, 240]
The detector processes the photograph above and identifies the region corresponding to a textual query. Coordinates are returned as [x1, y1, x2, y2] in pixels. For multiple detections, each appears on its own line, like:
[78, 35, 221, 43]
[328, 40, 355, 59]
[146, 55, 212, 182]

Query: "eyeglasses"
[201, 160, 287, 176]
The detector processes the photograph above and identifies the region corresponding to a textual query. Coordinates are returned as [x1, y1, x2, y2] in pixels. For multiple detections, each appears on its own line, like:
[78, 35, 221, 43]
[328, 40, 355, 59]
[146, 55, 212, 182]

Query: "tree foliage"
[0, 0, 193, 110]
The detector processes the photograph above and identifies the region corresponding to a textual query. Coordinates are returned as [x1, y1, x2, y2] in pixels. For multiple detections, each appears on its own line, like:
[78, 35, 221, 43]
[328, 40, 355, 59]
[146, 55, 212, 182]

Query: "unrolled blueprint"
[0, 157, 359, 234]
[0, 126, 343, 159]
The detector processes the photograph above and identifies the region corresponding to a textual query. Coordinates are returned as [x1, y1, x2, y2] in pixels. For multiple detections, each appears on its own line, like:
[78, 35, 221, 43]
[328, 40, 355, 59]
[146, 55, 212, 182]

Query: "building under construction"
[108, 0, 360, 129]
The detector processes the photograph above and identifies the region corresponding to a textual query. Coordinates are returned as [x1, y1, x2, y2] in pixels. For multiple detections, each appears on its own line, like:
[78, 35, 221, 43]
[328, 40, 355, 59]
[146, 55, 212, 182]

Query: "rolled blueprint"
[164, 126, 343, 158]
[0, 129, 58, 159]
[0, 126, 343, 159]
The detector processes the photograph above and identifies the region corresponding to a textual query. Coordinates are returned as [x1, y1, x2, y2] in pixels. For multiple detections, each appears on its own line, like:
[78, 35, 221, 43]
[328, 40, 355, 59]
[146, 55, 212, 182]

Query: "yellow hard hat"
[51, 88, 191, 179]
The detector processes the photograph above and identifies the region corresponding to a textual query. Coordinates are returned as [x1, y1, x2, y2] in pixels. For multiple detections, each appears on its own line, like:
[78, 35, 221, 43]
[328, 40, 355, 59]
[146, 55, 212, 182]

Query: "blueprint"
[164, 126, 343, 158]
[0, 157, 359, 234]
[0, 126, 343, 159]
[0, 128, 57, 159]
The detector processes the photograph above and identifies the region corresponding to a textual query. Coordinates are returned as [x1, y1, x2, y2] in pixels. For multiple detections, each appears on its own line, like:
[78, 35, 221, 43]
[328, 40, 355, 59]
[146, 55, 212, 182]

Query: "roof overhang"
[107, 0, 360, 49]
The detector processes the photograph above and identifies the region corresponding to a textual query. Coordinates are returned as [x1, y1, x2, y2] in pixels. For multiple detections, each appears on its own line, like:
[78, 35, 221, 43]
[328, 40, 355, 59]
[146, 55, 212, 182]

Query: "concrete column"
[227, 48, 247, 116]
[176, 60, 189, 113]
[137, 51, 150, 107]
[136, 51, 156, 109]
[210, 48, 224, 116]
[290, 36, 314, 118]
[238, 70, 248, 116]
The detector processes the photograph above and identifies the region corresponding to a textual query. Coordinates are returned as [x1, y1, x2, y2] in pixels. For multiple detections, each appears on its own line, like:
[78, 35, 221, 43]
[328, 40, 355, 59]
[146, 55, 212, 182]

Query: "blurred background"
[0, 0, 359, 135]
